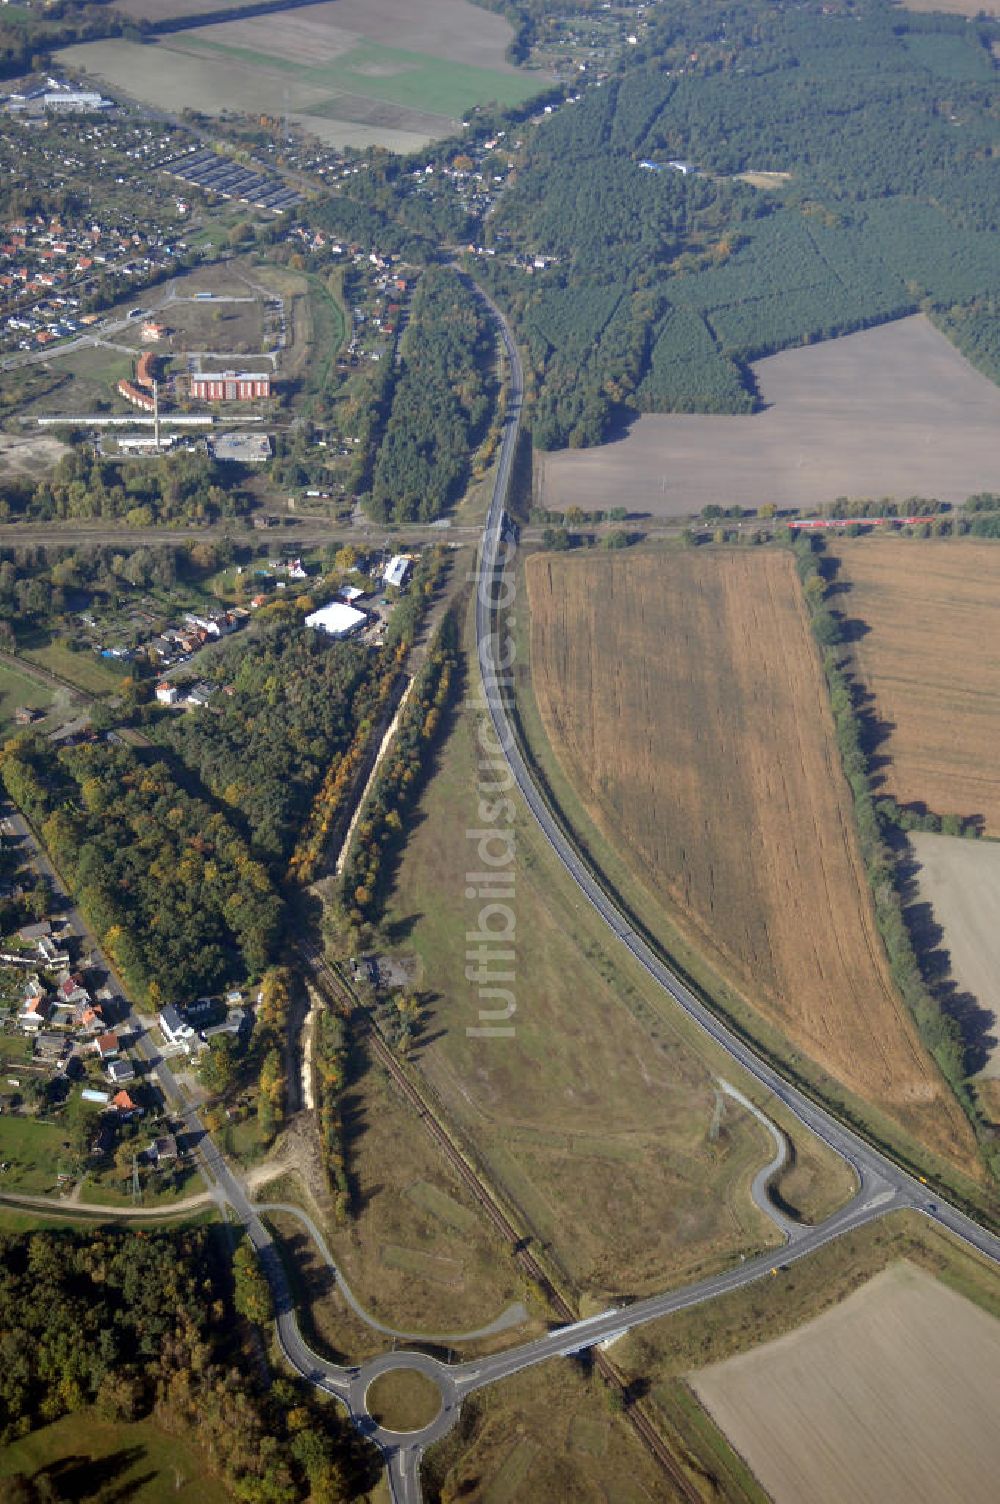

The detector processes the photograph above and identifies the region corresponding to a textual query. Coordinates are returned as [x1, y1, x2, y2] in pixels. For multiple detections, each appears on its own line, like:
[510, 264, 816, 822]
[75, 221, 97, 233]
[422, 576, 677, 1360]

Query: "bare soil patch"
[0, 431, 69, 480]
[526, 548, 977, 1170]
[112, 0, 254, 19]
[909, 832, 1000, 1079]
[114, 0, 525, 69]
[691, 1261, 1000, 1504]
[79, 0, 534, 148]
[832, 537, 1000, 835]
[539, 316, 1000, 517]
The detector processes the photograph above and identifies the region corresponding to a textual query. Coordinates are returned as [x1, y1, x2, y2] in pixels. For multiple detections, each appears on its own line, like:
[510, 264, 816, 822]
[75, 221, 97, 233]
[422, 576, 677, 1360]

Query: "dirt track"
[539, 316, 1000, 516]
[692, 1261, 1000, 1504]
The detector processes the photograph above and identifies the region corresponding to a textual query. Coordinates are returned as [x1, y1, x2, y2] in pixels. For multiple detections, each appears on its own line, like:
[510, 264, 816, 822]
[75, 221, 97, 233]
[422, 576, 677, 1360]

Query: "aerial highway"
[4, 277, 998, 1504]
[467, 272, 1000, 1270]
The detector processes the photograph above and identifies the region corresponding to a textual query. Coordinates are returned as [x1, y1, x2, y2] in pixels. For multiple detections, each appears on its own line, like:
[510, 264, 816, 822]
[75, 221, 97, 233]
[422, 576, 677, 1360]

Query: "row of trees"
[792, 536, 992, 1170]
[341, 614, 460, 926]
[289, 547, 451, 883]
[370, 270, 494, 522]
[1, 735, 281, 1003]
[315, 1007, 350, 1220]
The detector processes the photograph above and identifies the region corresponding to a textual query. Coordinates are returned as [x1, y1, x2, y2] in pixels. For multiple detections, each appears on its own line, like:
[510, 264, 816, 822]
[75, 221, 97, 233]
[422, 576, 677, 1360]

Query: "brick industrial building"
[189, 370, 271, 401]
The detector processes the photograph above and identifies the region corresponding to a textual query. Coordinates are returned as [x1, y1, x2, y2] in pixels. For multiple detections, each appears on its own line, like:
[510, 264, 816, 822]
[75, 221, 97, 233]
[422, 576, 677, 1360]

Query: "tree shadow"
[34, 1447, 147, 1501]
[898, 846, 999, 1077]
[845, 675, 896, 779]
[380, 911, 423, 946]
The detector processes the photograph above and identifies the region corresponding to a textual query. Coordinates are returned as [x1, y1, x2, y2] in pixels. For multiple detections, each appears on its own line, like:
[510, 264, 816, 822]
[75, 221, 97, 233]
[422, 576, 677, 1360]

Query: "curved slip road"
[5, 278, 998, 1504]
[466, 272, 1000, 1269]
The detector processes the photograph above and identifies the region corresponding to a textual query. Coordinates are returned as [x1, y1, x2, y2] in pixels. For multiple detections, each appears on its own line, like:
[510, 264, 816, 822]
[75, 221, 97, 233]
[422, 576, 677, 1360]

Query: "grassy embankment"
[258, 1028, 534, 1341]
[374, 599, 854, 1306]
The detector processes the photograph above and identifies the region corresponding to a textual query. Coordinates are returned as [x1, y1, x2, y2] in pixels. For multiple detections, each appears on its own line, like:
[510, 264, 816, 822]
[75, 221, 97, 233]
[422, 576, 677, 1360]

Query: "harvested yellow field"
[691, 1261, 1000, 1504]
[526, 549, 976, 1169]
[832, 539, 1000, 836]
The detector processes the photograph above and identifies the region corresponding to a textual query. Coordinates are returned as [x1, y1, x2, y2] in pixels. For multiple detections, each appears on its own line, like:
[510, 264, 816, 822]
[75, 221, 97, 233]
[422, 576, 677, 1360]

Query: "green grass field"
[180, 35, 539, 116]
[0, 662, 57, 735]
[0, 1035, 34, 1066]
[79, 1165, 205, 1208]
[0, 1115, 67, 1193]
[16, 344, 135, 418]
[23, 638, 124, 696]
[0, 1408, 232, 1504]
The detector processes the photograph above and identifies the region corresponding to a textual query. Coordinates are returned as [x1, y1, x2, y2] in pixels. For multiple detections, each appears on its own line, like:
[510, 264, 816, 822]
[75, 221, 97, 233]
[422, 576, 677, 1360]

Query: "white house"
[159, 1005, 194, 1047]
[383, 554, 412, 590]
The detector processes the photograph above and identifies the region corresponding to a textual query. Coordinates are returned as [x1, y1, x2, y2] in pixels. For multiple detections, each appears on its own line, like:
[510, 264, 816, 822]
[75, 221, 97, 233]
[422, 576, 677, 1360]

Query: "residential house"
[147, 1133, 178, 1163]
[111, 1089, 140, 1117]
[159, 1005, 194, 1047]
[35, 1032, 67, 1062]
[18, 991, 50, 1032]
[37, 936, 70, 969]
[203, 1008, 247, 1041]
[55, 973, 90, 1010]
[93, 1031, 119, 1061]
[155, 682, 179, 706]
[18, 920, 51, 944]
[106, 1057, 135, 1085]
[74, 1002, 104, 1036]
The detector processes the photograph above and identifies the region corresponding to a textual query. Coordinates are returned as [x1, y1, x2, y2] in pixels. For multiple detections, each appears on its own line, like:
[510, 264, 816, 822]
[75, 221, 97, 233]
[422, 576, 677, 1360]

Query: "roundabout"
[365, 1368, 444, 1435]
[349, 1350, 462, 1452]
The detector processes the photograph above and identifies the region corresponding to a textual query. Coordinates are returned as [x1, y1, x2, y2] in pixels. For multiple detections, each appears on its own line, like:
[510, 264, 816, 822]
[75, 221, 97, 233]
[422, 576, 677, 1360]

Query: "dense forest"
[0, 1224, 378, 1498]
[0, 735, 281, 1003]
[479, 0, 1000, 447]
[369, 269, 494, 523]
[156, 619, 377, 866]
[1, 448, 245, 528]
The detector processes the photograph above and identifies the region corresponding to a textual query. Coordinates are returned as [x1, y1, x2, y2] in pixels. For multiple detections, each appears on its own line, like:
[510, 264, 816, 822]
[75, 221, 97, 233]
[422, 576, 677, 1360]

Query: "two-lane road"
[466, 274, 1000, 1270]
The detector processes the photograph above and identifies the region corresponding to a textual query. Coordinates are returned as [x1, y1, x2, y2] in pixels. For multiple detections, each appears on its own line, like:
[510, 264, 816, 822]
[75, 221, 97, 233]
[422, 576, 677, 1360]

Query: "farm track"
[302, 945, 704, 1501]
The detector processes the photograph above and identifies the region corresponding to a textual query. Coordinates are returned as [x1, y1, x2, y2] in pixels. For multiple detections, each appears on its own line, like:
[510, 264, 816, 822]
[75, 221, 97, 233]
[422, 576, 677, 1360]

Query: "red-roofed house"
[94, 1031, 119, 1061]
[57, 973, 90, 1008]
[18, 993, 50, 1031]
[74, 1003, 104, 1035]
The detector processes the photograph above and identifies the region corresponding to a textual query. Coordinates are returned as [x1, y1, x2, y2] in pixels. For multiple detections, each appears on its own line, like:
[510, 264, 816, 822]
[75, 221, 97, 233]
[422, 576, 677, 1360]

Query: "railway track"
[302, 944, 703, 1502]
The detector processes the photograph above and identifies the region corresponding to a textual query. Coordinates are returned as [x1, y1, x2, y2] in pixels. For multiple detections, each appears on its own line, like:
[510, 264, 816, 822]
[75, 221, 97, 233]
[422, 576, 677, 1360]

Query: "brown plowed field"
[691, 1261, 1000, 1504]
[831, 539, 1000, 836]
[526, 548, 976, 1169]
